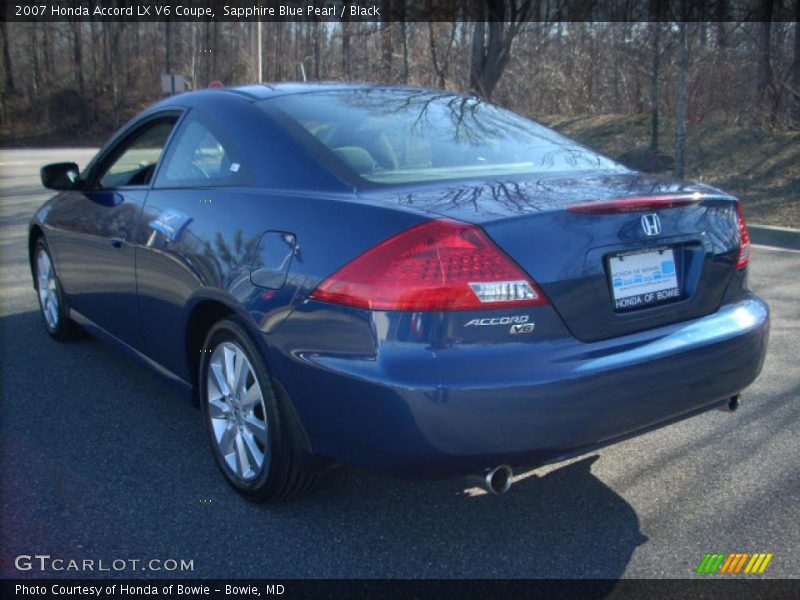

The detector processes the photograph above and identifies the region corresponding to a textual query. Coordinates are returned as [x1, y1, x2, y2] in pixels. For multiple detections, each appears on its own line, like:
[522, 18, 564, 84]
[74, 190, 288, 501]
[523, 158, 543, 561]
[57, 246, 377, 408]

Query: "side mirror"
[41, 162, 80, 190]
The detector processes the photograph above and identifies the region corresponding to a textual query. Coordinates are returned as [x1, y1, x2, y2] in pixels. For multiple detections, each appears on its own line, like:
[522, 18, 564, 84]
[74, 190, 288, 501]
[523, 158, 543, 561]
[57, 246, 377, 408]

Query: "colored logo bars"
[696, 552, 773, 574]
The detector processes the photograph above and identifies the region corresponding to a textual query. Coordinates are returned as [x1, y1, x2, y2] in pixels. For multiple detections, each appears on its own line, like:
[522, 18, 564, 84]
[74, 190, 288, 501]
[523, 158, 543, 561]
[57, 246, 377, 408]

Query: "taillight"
[309, 219, 547, 311]
[736, 202, 750, 269]
[566, 194, 702, 214]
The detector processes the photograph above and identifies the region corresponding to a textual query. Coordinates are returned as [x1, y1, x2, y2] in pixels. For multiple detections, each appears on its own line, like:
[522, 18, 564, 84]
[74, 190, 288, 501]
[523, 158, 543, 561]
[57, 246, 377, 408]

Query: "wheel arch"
[183, 294, 240, 400]
[184, 292, 322, 470]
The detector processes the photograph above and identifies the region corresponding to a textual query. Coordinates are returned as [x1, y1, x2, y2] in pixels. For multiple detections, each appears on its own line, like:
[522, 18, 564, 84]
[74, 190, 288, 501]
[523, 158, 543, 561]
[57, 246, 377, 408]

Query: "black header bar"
[3, 0, 798, 23]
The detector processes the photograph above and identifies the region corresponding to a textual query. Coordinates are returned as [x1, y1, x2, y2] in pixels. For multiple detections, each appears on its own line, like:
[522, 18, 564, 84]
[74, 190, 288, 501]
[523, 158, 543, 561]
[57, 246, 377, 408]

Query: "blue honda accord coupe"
[31, 83, 769, 501]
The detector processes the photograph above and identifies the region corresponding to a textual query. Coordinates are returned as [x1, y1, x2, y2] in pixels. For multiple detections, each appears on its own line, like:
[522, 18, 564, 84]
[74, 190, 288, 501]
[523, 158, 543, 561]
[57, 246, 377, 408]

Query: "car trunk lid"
[363, 172, 744, 342]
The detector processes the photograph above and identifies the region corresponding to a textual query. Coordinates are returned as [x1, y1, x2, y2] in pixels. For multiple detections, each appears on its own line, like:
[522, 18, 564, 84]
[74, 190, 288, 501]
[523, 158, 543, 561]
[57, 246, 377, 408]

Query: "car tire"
[33, 238, 77, 341]
[199, 318, 316, 502]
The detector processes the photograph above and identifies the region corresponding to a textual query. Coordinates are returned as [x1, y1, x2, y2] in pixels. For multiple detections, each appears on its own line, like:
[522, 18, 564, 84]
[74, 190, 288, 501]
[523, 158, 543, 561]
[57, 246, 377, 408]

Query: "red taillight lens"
[309, 219, 547, 311]
[736, 202, 750, 269]
[566, 194, 702, 214]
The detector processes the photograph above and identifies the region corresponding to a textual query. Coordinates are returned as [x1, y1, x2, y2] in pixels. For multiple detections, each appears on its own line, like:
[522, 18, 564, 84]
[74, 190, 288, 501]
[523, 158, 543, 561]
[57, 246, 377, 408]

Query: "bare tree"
[165, 22, 172, 73]
[675, 22, 688, 179]
[469, 0, 533, 100]
[312, 21, 322, 81]
[716, 0, 728, 48]
[89, 20, 98, 120]
[650, 22, 661, 152]
[341, 20, 351, 79]
[2, 13, 800, 142]
[380, 2, 393, 82]
[1, 21, 15, 95]
[428, 22, 457, 88]
[29, 25, 39, 103]
[401, 22, 410, 83]
[792, 0, 800, 122]
[397, 13, 409, 84]
[756, 0, 774, 121]
[72, 23, 86, 121]
[211, 21, 219, 81]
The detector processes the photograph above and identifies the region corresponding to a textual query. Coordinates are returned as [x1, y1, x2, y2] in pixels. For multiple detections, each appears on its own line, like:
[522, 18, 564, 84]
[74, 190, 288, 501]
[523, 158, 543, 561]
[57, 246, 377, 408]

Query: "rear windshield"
[261, 89, 625, 185]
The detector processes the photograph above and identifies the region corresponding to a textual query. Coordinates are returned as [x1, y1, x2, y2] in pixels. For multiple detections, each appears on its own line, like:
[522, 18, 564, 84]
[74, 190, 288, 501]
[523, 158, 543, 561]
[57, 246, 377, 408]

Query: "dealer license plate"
[608, 247, 680, 310]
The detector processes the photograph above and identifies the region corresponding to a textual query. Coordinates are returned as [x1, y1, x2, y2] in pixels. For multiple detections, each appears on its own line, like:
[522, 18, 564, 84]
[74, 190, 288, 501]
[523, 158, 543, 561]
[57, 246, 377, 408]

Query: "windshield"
[262, 89, 625, 185]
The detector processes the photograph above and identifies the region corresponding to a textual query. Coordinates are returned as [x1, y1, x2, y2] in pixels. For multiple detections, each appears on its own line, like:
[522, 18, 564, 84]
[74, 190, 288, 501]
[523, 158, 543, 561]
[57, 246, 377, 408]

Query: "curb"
[748, 224, 800, 251]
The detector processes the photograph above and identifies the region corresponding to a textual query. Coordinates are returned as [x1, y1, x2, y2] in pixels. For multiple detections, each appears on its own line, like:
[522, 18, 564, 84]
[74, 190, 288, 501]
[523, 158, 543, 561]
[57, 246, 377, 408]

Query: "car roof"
[223, 81, 384, 100]
[152, 81, 454, 111]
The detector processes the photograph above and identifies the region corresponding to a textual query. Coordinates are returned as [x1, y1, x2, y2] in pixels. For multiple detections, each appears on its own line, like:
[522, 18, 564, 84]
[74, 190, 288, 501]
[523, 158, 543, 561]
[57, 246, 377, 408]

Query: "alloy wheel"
[36, 248, 59, 329]
[206, 341, 270, 480]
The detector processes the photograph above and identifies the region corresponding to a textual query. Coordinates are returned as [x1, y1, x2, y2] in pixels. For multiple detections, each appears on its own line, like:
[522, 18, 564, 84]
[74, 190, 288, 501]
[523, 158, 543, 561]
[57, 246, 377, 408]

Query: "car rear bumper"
[271, 295, 769, 477]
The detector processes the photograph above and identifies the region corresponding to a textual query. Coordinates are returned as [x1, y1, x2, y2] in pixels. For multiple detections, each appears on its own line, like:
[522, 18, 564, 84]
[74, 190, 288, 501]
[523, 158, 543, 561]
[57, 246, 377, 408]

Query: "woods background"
[0, 0, 798, 223]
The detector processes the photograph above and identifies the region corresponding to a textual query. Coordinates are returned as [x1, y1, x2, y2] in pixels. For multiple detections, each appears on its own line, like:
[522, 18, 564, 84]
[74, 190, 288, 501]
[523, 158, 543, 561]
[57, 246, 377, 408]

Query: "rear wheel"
[33, 238, 77, 341]
[199, 318, 316, 502]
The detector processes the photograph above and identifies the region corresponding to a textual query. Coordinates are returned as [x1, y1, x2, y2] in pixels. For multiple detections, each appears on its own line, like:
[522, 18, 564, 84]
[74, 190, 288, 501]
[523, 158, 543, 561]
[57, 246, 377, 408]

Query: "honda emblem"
[641, 214, 661, 236]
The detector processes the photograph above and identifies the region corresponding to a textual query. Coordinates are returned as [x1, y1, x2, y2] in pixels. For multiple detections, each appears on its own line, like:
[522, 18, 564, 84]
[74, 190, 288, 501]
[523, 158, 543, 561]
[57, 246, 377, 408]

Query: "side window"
[155, 113, 247, 187]
[96, 118, 177, 189]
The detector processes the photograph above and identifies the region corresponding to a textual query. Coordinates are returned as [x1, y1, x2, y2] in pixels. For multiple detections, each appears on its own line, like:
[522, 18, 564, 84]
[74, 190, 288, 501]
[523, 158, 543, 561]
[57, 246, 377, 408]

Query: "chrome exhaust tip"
[468, 465, 514, 495]
[718, 395, 740, 412]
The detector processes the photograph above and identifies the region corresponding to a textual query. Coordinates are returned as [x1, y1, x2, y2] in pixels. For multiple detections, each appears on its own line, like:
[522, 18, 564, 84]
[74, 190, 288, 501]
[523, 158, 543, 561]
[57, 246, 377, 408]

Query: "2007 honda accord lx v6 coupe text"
[30, 84, 769, 501]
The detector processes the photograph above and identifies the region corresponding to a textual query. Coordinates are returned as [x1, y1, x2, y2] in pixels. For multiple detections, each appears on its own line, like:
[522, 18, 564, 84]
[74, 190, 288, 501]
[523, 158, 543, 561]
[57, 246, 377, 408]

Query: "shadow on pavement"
[1, 309, 646, 580]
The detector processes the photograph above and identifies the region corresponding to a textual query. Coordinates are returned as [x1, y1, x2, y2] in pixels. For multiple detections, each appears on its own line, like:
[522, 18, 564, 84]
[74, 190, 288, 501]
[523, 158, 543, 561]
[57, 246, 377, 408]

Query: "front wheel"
[199, 318, 316, 502]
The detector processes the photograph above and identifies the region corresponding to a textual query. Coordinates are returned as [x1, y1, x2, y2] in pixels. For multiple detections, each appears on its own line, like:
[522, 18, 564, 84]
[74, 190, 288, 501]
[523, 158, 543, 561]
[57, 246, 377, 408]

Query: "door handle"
[111, 238, 123, 249]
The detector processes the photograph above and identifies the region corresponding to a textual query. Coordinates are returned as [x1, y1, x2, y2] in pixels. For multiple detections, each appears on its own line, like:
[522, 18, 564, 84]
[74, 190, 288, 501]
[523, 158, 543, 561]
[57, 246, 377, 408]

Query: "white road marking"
[751, 244, 800, 255]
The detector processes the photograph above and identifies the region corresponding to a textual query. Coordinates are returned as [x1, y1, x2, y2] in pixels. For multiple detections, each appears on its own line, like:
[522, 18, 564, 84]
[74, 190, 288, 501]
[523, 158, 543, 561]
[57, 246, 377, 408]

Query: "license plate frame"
[607, 246, 681, 311]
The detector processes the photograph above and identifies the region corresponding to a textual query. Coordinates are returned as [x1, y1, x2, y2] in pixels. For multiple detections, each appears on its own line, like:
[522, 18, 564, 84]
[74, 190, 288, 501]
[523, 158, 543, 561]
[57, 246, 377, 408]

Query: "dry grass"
[540, 114, 800, 228]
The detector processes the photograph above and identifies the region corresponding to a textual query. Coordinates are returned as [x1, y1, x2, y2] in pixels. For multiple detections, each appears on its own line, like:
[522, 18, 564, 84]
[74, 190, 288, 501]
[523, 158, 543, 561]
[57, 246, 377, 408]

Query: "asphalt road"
[1, 148, 798, 580]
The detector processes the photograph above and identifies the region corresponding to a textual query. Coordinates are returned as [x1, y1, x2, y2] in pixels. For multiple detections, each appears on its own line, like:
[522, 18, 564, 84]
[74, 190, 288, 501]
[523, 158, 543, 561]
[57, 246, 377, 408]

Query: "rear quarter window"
[155, 112, 250, 188]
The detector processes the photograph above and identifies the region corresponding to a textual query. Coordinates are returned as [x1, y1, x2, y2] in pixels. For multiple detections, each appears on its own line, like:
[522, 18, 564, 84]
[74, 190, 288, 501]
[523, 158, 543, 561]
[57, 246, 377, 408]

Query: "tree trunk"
[716, 0, 727, 48]
[204, 21, 212, 83]
[470, 5, 527, 102]
[165, 22, 172, 73]
[273, 23, 281, 80]
[0, 21, 15, 95]
[756, 0, 774, 119]
[586, 25, 595, 113]
[470, 20, 486, 95]
[73, 23, 86, 120]
[341, 21, 350, 78]
[211, 22, 219, 80]
[470, 14, 523, 100]
[650, 22, 660, 152]
[429, 23, 442, 87]
[428, 22, 457, 89]
[674, 23, 688, 179]
[793, 0, 800, 123]
[313, 21, 321, 80]
[400, 22, 409, 83]
[189, 23, 197, 87]
[90, 20, 98, 120]
[395, 1, 408, 84]
[362, 23, 369, 80]
[29, 26, 39, 103]
[381, 21, 393, 83]
[43, 28, 51, 79]
[105, 24, 120, 128]
[42, 25, 51, 127]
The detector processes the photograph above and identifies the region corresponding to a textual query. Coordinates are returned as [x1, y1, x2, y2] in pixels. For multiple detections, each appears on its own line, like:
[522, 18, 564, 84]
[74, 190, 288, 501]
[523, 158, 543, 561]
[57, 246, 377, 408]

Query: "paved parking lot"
[1, 148, 798, 579]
